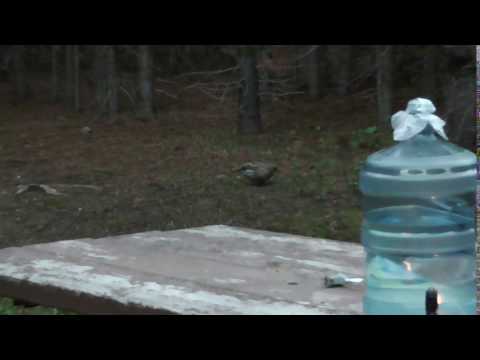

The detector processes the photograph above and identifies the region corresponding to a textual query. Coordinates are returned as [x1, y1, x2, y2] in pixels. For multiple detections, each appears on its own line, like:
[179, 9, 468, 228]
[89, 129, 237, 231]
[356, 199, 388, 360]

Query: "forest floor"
[0, 82, 422, 314]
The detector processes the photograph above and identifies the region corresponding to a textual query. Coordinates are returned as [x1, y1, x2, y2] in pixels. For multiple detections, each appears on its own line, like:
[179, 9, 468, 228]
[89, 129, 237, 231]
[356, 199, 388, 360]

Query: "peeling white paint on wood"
[0, 259, 334, 315]
[213, 278, 247, 285]
[117, 281, 333, 315]
[55, 240, 101, 251]
[231, 251, 265, 258]
[273, 255, 360, 275]
[130, 234, 180, 243]
[183, 225, 364, 255]
[53, 240, 118, 261]
[85, 253, 118, 261]
[0, 225, 364, 314]
[0, 260, 132, 299]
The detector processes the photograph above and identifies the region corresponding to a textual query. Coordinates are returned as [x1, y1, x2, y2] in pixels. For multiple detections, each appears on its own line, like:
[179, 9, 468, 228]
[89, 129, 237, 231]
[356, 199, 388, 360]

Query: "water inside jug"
[360, 98, 476, 315]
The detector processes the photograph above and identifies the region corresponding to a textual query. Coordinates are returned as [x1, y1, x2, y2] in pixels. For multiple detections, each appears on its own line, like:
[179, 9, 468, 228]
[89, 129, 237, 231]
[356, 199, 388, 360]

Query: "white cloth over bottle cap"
[391, 98, 448, 141]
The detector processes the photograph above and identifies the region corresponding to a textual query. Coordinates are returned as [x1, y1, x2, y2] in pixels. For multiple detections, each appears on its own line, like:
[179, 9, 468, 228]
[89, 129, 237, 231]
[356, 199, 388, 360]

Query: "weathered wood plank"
[0, 226, 364, 314]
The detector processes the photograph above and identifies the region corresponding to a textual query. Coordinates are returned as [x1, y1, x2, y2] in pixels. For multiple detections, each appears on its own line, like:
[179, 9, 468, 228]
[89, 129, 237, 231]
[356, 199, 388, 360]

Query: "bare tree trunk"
[443, 72, 475, 150]
[0, 46, 9, 82]
[106, 45, 118, 115]
[94, 45, 107, 114]
[51, 45, 59, 103]
[169, 46, 177, 73]
[328, 45, 351, 96]
[65, 45, 74, 109]
[293, 46, 299, 84]
[259, 47, 273, 106]
[238, 47, 262, 134]
[421, 46, 439, 101]
[138, 45, 153, 119]
[307, 45, 321, 98]
[73, 45, 80, 112]
[11, 45, 28, 103]
[376, 45, 393, 127]
[94, 45, 118, 117]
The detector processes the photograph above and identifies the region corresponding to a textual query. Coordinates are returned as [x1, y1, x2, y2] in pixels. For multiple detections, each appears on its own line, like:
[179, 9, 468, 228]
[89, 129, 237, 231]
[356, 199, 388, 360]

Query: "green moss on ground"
[0, 297, 75, 315]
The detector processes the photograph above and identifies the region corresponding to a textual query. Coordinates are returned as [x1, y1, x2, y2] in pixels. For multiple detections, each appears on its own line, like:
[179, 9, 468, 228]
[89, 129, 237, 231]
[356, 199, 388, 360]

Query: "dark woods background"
[0, 45, 475, 249]
[0, 45, 475, 148]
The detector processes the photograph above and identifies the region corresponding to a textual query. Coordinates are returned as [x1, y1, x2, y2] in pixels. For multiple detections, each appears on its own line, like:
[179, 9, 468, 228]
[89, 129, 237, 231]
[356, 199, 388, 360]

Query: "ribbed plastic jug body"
[360, 126, 476, 315]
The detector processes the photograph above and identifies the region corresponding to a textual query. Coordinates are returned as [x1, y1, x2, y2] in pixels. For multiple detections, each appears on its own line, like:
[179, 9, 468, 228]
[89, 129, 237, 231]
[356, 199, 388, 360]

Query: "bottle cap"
[391, 98, 448, 141]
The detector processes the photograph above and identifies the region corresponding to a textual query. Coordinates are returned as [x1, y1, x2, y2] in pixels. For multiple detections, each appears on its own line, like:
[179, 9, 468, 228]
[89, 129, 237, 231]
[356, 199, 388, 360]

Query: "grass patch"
[0, 297, 75, 315]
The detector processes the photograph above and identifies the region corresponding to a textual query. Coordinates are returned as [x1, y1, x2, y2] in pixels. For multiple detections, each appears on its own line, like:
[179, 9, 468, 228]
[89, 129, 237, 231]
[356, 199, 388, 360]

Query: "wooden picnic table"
[0, 225, 364, 314]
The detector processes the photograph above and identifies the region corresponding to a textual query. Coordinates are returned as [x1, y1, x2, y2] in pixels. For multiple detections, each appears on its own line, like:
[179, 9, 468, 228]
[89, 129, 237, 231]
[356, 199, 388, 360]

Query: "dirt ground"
[0, 81, 425, 251]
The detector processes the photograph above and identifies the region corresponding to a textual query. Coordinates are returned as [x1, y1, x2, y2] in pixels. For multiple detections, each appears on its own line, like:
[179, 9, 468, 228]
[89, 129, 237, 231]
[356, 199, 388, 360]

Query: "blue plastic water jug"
[359, 98, 476, 315]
